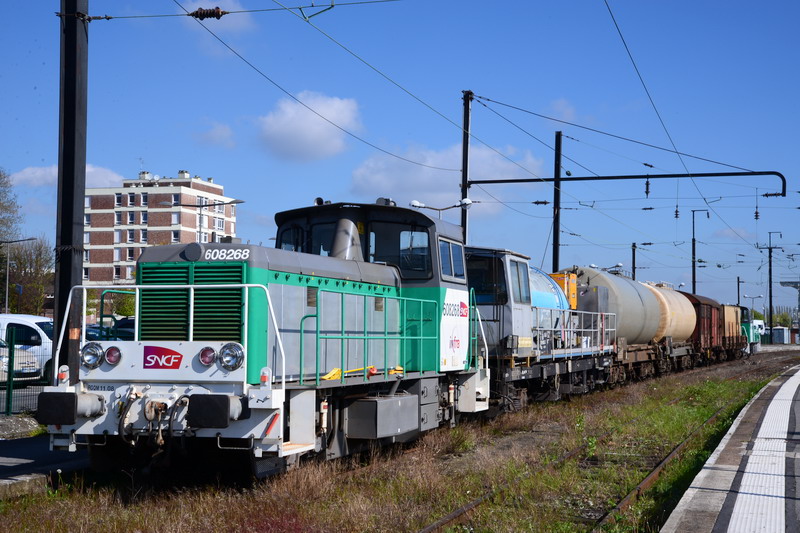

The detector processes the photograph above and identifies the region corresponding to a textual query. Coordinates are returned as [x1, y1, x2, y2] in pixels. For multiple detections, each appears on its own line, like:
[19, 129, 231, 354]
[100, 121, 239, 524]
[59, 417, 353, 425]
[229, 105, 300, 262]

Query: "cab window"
[510, 260, 531, 304]
[439, 239, 465, 282]
[466, 254, 507, 305]
[369, 222, 431, 279]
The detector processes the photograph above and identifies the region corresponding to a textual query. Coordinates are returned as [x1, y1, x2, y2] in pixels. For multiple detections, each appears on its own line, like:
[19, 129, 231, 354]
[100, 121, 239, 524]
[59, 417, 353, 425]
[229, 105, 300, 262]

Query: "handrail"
[300, 289, 438, 385]
[58, 284, 287, 390]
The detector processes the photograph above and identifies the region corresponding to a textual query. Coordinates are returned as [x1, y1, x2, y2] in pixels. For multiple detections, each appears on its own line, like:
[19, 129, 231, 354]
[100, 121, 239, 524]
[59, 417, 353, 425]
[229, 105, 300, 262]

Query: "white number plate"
[204, 248, 251, 261]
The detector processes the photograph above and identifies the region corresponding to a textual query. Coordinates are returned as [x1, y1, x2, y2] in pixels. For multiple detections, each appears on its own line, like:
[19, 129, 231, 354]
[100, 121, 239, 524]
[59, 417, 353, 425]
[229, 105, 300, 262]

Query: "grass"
[0, 369, 775, 532]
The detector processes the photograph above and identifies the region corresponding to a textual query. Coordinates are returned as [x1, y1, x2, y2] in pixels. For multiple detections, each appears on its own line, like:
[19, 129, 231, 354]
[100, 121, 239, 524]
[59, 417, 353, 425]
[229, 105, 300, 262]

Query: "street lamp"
[691, 209, 709, 294]
[743, 294, 763, 310]
[410, 198, 472, 219]
[1, 237, 36, 313]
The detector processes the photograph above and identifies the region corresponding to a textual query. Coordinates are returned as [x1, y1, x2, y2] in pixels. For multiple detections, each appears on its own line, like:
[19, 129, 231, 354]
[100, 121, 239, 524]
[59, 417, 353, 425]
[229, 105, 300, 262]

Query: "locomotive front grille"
[139, 262, 245, 342]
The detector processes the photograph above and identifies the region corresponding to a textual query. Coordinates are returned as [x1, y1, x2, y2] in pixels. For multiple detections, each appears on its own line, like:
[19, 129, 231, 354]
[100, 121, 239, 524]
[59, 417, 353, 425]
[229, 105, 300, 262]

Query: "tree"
[0, 168, 22, 242]
[752, 310, 765, 321]
[772, 312, 792, 328]
[8, 236, 54, 316]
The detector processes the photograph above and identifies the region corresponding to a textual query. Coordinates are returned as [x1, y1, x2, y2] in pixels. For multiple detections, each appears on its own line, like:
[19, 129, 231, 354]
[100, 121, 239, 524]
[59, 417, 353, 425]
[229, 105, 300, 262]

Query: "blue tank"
[529, 266, 570, 310]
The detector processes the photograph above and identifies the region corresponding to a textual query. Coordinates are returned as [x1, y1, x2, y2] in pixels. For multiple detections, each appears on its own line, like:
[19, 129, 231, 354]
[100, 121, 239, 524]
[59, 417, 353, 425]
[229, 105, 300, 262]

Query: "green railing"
[299, 290, 438, 385]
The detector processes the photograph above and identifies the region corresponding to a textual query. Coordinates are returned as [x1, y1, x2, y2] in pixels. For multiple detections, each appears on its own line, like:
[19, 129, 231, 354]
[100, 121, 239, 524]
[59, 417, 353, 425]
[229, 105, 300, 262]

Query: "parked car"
[0, 338, 41, 384]
[0, 314, 54, 384]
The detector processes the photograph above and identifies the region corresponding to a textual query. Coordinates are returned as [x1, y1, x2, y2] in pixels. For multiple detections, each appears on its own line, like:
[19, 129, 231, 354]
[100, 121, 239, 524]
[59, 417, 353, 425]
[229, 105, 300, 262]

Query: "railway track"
[418, 352, 800, 533]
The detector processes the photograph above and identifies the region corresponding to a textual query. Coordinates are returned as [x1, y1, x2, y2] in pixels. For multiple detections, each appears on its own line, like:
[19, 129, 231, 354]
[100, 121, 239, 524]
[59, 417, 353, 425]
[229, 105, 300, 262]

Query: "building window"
[128, 192, 135, 206]
[231, 205, 236, 217]
[200, 232, 209, 244]
[83, 250, 90, 262]
[114, 230, 122, 244]
[141, 192, 148, 206]
[171, 212, 180, 225]
[126, 266, 134, 279]
[127, 229, 134, 243]
[215, 203, 224, 214]
[231, 222, 235, 235]
[115, 193, 122, 206]
[171, 230, 180, 243]
[114, 266, 121, 280]
[127, 248, 134, 261]
[113, 248, 121, 261]
[214, 217, 224, 230]
[84, 196, 91, 208]
[83, 232, 90, 244]
[127, 211, 134, 224]
[199, 214, 207, 228]
[83, 267, 89, 280]
[141, 229, 148, 243]
[172, 193, 180, 206]
[141, 212, 148, 224]
[115, 212, 122, 225]
[84, 214, 91, 225]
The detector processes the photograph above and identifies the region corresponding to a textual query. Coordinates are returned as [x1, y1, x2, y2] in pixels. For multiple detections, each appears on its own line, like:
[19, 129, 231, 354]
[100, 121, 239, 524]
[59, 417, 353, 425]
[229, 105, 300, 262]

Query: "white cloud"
[549, 98, 576, 121]
[712, 227, 757, 241]
[11, 164, 125, 188]
[351, 144, 545, 213]
[179, 0, 256, 34]
[197, 122, 235, 148]
[258, 91, 361, 161]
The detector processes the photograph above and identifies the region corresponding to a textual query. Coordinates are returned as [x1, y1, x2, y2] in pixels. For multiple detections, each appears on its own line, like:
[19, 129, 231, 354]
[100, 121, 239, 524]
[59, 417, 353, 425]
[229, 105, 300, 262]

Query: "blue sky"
[3, 1, 799, 311]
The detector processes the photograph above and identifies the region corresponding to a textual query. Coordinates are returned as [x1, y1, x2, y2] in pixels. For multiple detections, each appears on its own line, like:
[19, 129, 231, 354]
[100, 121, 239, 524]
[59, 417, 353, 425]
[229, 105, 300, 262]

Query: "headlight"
[218, 343, 244, 371]
[105, 346, 122, 366]
[80, 342, 104, 369]
[198, 347, 217, 366]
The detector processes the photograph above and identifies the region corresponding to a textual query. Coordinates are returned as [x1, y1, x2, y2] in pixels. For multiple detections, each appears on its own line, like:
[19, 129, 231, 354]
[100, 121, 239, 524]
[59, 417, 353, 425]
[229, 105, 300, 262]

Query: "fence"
[2, 329, 48, 415]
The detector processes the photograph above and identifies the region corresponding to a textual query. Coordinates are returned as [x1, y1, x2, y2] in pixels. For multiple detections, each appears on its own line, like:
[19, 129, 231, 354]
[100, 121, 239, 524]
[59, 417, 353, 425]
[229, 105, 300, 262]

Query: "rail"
[56, 283, 288, 390]
[299, 289, 439, 385]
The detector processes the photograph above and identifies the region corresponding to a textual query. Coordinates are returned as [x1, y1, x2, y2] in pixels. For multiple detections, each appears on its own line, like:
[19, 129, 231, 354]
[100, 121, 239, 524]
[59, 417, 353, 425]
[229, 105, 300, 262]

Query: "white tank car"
[565, 266, 660, 345]
[640, 283, 696, 343]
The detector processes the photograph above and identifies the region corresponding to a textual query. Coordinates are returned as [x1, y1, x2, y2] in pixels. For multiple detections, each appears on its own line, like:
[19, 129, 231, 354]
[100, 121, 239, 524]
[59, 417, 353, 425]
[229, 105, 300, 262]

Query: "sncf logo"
[143, 346, 183, 369]
[459, 302, 469, 317]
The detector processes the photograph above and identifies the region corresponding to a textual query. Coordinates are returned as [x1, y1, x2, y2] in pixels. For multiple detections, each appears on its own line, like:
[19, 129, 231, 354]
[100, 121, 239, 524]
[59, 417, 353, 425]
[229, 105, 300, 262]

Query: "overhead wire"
[73, 1, 401, 20]
[472, 95, 753, 172]
[169, 0, 457, 172]
[603, 0, 757, 249]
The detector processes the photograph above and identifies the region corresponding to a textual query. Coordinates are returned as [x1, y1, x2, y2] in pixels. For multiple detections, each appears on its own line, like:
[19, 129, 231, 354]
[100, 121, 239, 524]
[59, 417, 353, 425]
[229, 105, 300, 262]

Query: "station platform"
[662, 363, 800, 533]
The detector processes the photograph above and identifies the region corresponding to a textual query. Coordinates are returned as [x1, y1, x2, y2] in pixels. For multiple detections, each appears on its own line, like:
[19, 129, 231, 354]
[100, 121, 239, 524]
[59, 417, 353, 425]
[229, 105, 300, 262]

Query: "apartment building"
[83, 170, 238, 284]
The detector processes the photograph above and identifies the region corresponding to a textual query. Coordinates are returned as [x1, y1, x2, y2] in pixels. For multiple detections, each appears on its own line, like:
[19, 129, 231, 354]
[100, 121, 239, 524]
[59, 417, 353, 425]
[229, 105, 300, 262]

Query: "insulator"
[754, 209, 760, 220]
[645, 179, 650, 198]
[189, 7, 228, 20]
[674, 208, 679, 219]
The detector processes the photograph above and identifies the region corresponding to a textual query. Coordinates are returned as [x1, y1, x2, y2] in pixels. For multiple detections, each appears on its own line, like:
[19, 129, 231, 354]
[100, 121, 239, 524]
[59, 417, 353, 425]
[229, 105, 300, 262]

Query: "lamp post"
[1, 237, 36, 313]
[691, 209, 709, 293]
[743, 294, 763, 311]
[410, 198, 473, 220]
[158, 199, 244, 243]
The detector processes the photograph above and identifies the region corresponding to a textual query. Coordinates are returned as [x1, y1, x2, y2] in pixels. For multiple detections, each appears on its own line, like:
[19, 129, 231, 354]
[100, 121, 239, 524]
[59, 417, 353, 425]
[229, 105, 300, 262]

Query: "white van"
[0, 314, 54, 382]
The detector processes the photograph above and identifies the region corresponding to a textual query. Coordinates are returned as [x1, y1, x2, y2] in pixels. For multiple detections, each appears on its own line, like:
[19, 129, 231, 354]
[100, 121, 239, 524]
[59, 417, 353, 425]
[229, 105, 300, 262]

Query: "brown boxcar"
[679, 292, 721, 356]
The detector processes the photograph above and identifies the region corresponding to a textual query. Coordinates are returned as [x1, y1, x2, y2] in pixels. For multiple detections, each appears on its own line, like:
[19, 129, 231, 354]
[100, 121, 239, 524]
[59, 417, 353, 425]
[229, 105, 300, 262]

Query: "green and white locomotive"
[38, 199, 490, 475]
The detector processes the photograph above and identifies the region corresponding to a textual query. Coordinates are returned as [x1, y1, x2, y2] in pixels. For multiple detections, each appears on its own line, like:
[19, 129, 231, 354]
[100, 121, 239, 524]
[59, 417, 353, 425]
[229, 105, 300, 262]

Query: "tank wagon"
[37, 198, 749, 474]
